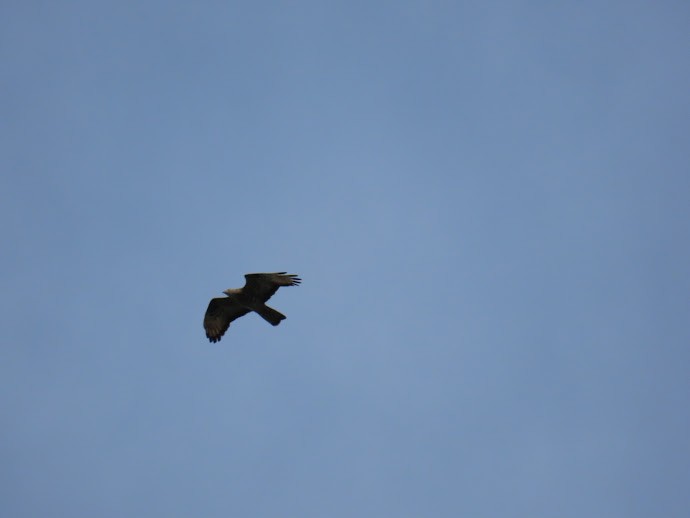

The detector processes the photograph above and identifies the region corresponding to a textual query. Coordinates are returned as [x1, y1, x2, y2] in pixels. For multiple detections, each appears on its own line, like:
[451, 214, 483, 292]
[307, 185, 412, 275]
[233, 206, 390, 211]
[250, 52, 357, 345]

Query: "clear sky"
[2, 2, 689, 517]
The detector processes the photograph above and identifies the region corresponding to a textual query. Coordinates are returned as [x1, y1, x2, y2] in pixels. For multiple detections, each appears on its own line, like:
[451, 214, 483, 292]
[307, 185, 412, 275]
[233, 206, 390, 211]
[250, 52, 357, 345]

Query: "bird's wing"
[203, 297, 251, 342]
[243, 272, 301, 302]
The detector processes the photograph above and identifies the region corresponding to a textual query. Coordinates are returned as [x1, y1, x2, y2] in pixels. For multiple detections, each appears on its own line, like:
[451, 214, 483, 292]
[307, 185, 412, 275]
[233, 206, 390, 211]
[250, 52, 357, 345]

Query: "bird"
[203, 272, 301, 342]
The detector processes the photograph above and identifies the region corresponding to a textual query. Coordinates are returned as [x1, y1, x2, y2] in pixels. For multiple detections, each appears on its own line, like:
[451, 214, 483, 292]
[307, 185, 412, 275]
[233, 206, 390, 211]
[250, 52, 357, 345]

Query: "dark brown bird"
[203, 272, 301, 342]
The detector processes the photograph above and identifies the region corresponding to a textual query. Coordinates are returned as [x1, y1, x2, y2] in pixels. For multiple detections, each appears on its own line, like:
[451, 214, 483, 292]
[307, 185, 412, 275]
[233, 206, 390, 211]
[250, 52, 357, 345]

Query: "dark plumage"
[203, 272, 301, 342]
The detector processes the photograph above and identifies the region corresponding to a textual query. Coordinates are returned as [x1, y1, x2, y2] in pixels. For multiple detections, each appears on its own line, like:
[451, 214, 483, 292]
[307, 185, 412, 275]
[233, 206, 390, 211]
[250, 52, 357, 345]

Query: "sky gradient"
[2, 2, 689, 517]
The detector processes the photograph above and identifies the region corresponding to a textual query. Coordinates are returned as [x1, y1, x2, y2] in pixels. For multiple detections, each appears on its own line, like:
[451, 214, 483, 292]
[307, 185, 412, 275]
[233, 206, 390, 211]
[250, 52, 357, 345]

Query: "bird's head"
[222, 288, 239, 296]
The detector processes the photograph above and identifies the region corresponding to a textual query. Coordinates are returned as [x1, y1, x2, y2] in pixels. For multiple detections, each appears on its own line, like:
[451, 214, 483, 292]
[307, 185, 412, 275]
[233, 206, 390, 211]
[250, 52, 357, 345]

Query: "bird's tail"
[254, 304, 286, 326]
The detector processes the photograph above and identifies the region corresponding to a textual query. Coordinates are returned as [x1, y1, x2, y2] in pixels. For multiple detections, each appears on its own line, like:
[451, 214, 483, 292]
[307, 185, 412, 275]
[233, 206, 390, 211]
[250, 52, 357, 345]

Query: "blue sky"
[2, 2, 689, 517]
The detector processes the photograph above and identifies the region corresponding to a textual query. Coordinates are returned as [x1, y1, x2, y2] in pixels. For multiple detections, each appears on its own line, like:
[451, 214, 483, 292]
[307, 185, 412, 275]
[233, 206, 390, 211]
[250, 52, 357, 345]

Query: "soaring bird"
[203, 272, 301, 342]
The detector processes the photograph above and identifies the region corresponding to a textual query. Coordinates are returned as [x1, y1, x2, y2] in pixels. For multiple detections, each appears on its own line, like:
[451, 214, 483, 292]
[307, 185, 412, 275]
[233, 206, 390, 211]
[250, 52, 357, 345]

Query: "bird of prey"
[203, 272, 301, 342]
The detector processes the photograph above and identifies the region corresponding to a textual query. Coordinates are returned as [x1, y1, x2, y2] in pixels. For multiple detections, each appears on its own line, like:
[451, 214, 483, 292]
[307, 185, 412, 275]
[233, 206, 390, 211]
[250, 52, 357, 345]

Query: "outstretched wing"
[203, 297, 251, 343]
[243, 272, 301, 303]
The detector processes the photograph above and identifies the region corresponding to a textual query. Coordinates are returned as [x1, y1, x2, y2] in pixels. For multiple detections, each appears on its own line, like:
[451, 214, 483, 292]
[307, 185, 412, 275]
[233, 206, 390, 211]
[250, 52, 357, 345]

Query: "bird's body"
[203, 272, 301, 342]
